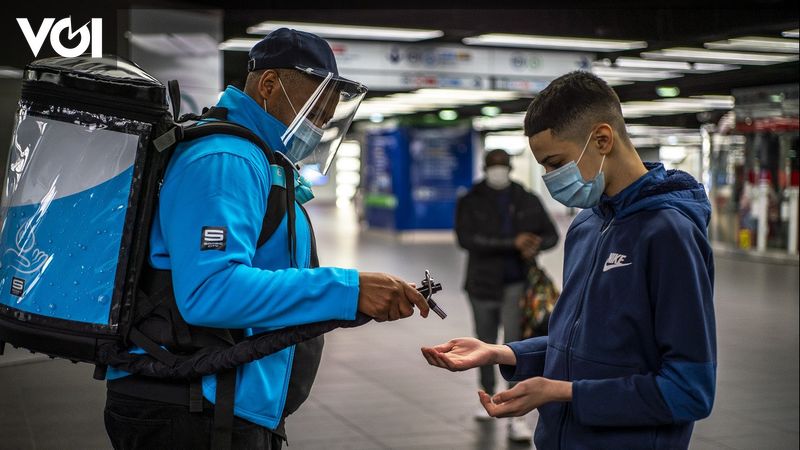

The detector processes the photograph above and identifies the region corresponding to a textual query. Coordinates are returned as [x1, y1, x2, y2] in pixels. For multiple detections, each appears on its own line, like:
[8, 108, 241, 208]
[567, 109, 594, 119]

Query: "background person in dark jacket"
[454, 149, 558, 441]
[424, 71, 716, 450]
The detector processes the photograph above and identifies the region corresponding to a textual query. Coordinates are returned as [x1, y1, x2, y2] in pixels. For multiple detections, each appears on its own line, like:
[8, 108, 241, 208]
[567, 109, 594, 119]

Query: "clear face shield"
[279, 66, 367, 175]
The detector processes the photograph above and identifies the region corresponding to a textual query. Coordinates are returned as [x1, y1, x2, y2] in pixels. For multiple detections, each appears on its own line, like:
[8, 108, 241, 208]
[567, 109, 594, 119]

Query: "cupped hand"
[478, 377, 572, 418]
[420, 337, 498, 371]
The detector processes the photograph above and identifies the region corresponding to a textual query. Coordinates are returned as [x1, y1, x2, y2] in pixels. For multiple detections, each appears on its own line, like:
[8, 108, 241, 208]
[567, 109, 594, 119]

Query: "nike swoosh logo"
[603, 262, 632, 272]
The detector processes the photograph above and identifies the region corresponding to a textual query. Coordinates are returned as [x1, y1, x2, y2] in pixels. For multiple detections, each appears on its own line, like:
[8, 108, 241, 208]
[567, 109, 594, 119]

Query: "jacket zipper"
[556, 216, 615, 449]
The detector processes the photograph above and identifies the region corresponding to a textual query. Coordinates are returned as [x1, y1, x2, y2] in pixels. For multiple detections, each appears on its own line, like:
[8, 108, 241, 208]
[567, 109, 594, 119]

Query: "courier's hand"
[421, 337, 514, 371]
[358, 272, 430, 322]
[478, 377, 572, 418]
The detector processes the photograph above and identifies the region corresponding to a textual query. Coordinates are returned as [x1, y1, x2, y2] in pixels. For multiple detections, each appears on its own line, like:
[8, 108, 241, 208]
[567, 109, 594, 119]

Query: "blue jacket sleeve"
[156, 152, 359, 329]
[571, 216, 716, 427]
[499, 336, 548, 381]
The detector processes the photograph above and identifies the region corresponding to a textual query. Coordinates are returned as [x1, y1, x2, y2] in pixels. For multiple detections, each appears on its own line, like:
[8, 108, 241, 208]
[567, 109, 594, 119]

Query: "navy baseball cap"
[248, 28, 352, 81]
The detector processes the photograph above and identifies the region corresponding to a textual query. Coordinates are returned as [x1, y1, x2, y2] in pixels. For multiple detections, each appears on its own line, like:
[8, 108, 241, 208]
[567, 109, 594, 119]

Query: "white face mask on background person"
[485, 165, 512, 190]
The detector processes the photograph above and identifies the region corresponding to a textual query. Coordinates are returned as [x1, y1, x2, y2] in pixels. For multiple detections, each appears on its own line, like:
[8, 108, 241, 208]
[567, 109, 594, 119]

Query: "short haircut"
[523, 71, 628, 143]
[484, 149, 511, 167]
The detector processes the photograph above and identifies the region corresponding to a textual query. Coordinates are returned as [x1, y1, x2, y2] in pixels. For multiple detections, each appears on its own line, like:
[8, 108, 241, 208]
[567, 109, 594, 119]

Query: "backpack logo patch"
[10, 277, 25, 297]
[3, 224, 51, 275]
[201, 227, 227, 251]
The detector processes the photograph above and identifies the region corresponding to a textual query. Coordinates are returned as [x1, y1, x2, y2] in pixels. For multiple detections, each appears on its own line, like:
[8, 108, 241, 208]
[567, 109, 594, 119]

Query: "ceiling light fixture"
[704, 36, 799, 53]
[0, 66, 23, 79]
[601, 57, 739, 73]
[641, 47, 798, 65]
[656, 86, 681, 98]
[690, 62, 741, 72]
[592, 67, 683, 81]
[620, 96, 734, 119]
[439, 110, 459, 120]
[472, 112, 527, 131]
[481, 106, 502, 117]
[247, 21, 443, 42]
[355, 89, 526, 121]
[219, 38, 260, 51]
[611, 57, 692, 71]
[462, 33, 647, 52]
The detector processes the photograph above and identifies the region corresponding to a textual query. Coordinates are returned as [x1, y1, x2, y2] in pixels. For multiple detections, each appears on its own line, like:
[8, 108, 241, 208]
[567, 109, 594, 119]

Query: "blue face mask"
[542, 132, 606, 208]
[274, 78, 324, 164]
[283, 119, 323, 164]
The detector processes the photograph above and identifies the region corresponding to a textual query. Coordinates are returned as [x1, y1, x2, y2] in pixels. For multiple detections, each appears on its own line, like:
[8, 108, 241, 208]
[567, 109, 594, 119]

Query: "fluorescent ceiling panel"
[627, 125, 702, 137]
[690, 62, 741, 73]
[592, 67, 683, 81]
[783, 29, 799, 38]
[0, 66, 22, 79]
[356, 89, 525, 121]
[641, 47, 798, 65]
[704, 36, 799, 53]
[472, 112, 527, 131]
[611, 57, 692, 71]
[603, 57, 739, 73]
[219, 38, 260, 51]
[620, 96, 734, 118]
[462, 33, 647, 52]
[247, 21, 443, 42]
[602, 79, 635, 87]
[128, 32, 219, 56]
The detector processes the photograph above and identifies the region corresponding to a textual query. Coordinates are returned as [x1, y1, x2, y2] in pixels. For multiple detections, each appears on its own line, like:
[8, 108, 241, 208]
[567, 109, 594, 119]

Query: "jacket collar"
[595, 162, 665, 219]
[215, 85, 289, 154]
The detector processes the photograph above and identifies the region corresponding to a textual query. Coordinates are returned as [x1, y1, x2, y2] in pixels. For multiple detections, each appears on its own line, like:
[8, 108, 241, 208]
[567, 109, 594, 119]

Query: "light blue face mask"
[542, 132, 606, 208]
[275, 78, 324, 164]
[295, 175, 315, 204]
[284, 119, 323, 163]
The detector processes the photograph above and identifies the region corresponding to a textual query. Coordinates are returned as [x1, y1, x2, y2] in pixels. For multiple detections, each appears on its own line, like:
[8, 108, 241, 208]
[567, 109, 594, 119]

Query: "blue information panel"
[364, 125, 473, 230]
[408, 126, 473, 229]
[364, 127, 407, 229]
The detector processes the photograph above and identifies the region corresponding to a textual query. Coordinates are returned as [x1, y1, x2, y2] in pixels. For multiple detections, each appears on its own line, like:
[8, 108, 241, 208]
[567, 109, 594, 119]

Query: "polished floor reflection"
[0, 204, 797, 449]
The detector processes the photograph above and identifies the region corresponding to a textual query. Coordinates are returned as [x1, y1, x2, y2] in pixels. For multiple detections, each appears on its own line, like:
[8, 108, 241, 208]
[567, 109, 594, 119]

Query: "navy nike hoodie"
[500, 163, 716, 450]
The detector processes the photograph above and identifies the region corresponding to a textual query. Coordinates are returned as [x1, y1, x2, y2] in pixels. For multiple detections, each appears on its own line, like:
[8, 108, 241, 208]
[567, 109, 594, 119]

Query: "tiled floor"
[0, 204, 797, 449]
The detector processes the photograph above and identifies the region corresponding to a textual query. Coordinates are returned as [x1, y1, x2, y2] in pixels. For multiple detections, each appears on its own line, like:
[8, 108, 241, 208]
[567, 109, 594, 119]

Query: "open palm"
[421, 337, 496, 372]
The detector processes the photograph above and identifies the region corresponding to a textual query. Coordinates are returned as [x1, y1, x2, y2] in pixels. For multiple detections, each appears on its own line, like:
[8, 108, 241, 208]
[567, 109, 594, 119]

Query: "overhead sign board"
[329, 40, 593, 92]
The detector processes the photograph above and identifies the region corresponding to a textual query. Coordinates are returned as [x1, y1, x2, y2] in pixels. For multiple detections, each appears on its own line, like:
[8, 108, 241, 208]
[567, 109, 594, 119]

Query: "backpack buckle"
[153, 126, 184, 153]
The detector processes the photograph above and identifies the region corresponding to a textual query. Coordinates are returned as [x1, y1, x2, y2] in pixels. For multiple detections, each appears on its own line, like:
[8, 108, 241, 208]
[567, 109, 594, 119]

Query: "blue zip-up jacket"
[500, 163, 716, 449]
[108, 86, 360, 429]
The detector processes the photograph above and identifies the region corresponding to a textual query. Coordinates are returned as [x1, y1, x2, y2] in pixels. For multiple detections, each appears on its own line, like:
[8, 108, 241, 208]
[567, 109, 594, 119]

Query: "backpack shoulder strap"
[178, 120, 292, 248]
[180, 120, 277, 166]
[152, 109, 293, 247]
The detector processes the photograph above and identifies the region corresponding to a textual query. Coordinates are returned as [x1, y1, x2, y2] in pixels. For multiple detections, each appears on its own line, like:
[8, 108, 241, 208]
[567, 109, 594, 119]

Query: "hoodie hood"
[594, 162, 711, 233]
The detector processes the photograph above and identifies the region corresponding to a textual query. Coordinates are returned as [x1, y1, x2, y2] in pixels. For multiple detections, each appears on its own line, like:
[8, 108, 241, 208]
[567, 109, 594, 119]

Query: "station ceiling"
[4, 1, 798, 129]
[214, 3, 798, 128]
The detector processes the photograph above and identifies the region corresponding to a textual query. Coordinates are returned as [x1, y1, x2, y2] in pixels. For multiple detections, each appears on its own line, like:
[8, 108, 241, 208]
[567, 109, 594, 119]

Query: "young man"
[422, 71, 716, 449]
[454, 149, 558, 441]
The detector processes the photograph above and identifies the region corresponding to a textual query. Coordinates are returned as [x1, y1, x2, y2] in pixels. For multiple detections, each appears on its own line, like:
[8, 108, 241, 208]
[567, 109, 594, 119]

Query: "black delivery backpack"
[0, 55, 375, 449]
